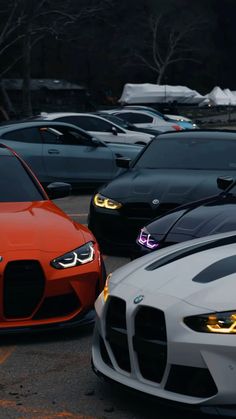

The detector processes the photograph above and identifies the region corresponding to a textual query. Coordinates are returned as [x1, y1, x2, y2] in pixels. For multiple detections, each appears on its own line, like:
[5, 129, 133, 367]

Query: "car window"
[116, 112, 153, 123]
[40, 126, 92, 145]
[134, 137, 236, 170]
[58, 115, 123, 133]
[0, 155, 44, 201]
[1, 127, 42, 143]
[99, 114, 130, 129]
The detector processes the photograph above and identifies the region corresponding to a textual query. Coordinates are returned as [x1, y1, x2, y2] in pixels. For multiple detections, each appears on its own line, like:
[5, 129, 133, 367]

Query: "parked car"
[0, 143, 105, 332]
[95, 112, 162, 136]
[137, 176, 236, 256]
[0, 121, 142, 188]
[32, 112, 154, 145]
[92, 230, 236, 417]
[102, 108, 184, 132]
[88, 130, 236, 254]
[120, 105, 198, 129]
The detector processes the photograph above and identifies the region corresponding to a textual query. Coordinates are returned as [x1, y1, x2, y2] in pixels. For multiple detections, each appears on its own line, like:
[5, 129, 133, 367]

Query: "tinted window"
[99, 114, 130, 129]
[59, 115, 121, 133]
[134, 137, 236, 170]
[40, 126, 91, 145]
[0, 155, 44, 201]
[116, 112, 153, 123]
[1, 127, 41, 143]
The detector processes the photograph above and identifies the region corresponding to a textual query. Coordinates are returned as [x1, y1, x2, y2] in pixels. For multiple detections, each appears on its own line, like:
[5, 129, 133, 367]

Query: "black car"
[137, 176, 236, 256]
[88, 130, 236, 254]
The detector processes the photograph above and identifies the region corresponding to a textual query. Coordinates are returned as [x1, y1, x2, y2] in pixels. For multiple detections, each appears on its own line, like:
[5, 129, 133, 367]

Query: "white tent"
[119, 83, 207, 105]
[207, 86, 230, 106]
[223, 88, 236, 105]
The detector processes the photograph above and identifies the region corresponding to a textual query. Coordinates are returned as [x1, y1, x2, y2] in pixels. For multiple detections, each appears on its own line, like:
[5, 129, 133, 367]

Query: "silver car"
[32, 112, 154, 145]
[0, 121, 142, 187]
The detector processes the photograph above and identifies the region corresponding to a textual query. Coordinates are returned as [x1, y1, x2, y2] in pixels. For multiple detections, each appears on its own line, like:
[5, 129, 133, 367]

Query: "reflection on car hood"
[111, 236, 236, 312]
[167, 200, 236, 240]
[101, 169, 226, 203]
[0, 201, 85, 253]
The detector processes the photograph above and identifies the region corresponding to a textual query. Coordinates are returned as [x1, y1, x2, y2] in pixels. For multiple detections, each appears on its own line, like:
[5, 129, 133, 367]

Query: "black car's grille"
[121, 202, 178, 219]
[105, 298, 167, 382]
[3, 260, 45, 318]
[106, 297, 131, 372]
[133, 307, 167, 382]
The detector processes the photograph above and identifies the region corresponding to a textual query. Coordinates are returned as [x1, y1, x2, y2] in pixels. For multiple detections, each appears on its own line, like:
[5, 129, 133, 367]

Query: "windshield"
[99, 114, 131, 129]
[134, 137, 236, 170]
[0, 155, 44, 202]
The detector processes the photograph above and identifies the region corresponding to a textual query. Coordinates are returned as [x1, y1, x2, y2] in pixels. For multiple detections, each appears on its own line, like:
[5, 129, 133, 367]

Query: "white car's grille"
[104, 297, 167, 382]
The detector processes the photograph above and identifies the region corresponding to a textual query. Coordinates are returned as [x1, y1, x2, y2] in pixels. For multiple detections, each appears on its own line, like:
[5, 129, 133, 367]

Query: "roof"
[2, 79, 86, 91]
[158, 129, 236, 140]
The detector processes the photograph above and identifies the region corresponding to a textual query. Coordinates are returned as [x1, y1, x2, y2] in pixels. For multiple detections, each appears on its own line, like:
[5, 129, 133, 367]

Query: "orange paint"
[0, 346, 15, 364]
[0, 146, 105, 333]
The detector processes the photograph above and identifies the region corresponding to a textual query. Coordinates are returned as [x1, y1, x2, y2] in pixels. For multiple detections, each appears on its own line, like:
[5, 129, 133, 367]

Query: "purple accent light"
[138, 229, 159, 250]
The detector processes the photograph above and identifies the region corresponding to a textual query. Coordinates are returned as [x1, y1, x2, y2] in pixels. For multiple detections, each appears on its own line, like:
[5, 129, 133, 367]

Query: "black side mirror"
[46, 182, 72, 199]
[116, 157, 131, 168]
[217, 176, 234, 191]
[91, 137, 103, 147]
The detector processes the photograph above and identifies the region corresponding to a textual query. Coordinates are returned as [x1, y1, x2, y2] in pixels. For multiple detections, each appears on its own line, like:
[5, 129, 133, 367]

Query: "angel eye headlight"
[137, 228, 159, 250]
[184, 311, 236, 334]
[94, 193, 122, 210]
[51, 241, 95, 269]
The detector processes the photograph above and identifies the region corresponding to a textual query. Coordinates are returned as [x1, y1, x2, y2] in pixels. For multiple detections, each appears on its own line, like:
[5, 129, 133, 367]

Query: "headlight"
[94, 193, 122, 210]
[103, 273, 112, 302]
[51, 241, 95, 269]
[184, 311, 236, 334]
[137, 228, 159, 250]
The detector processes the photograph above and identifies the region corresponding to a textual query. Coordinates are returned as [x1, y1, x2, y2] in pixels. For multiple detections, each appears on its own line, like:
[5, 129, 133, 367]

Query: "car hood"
[110, 234, 236, 311]
[166, 199, 236, 242]
[0, 201, 86, 253]
[101, 169, 224, 204]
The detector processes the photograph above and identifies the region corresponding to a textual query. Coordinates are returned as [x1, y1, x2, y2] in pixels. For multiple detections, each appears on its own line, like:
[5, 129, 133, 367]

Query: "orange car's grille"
[3, 260, 45, 318]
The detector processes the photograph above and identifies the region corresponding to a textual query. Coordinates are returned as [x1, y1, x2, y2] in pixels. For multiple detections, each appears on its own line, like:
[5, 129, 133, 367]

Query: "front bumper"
[92, 291, 236, 413]
[88, 205, 147, 255]
[0, 309, 95, 335]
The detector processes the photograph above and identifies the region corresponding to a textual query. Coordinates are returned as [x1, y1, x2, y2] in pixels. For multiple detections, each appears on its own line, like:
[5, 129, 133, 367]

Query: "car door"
[0, 127, 45, 180]
[56, 115, 132, 144]
[40, 124, 117, 183]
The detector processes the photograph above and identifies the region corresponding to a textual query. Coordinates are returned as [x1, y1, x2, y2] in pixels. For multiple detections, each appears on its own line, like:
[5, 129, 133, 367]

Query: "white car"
[34, 112, 154, 145]
[92, 231, 236, 417]
[102, 108, 183, 132]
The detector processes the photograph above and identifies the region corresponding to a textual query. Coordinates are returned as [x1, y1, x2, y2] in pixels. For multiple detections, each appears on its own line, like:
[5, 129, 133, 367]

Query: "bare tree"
[131, 10, 206, 84]
[0, 0, 114, 115]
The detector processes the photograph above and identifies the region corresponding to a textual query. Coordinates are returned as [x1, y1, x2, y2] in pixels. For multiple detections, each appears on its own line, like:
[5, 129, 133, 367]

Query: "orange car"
[0, 143, 105, 332]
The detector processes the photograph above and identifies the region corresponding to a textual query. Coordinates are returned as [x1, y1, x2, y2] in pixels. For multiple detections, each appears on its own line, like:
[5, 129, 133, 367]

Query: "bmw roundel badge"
[152, 199, 160, 205]
[134, 295, 144, 304]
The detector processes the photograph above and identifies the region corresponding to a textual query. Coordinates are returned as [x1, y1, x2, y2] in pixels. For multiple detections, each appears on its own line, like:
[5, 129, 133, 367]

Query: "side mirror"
[116, 157, 131, 168]
[111, 126, 118, 136]
[217, 176, 234, 191]
[46, 182, 72, 199]
[91, 137, 103, 147]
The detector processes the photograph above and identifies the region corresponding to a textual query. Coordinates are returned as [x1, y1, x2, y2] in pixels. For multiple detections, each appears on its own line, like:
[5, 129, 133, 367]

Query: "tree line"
[0, 0, 235, 115]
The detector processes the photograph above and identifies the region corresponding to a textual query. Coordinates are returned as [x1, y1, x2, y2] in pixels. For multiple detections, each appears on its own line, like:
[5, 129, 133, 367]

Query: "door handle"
[48, 149, 60, 154]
